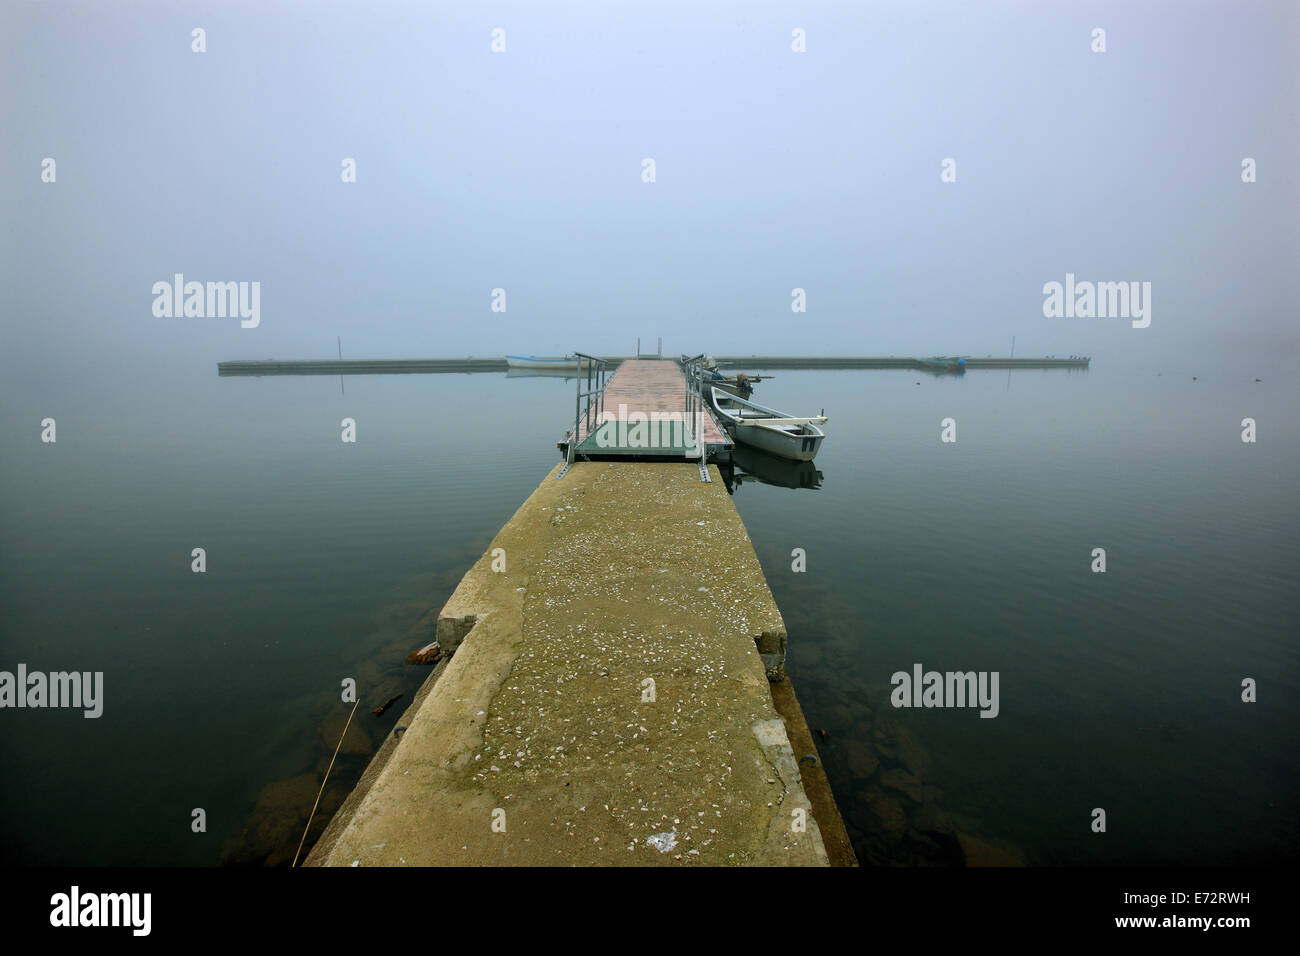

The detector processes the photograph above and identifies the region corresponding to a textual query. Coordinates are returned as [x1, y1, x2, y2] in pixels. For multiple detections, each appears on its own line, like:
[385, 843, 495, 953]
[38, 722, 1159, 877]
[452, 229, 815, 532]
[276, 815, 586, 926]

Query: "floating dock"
[217, 355, 1089, 376]
[557, 358, 731, 462]
[217, 357, 510, 375]
[307, 459, 848, 866]
[710, 356, 1089, 370]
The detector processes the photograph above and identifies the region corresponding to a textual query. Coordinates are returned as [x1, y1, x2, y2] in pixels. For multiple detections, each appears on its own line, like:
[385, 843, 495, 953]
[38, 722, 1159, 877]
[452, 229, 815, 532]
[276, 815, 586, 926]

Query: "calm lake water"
[1, 356, 1296, 865]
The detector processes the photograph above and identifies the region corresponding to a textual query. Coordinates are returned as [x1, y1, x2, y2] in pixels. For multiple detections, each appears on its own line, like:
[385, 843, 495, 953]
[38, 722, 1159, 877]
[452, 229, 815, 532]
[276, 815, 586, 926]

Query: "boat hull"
[708, 386, 825, 462]
[731, 424, 824, 461]
[506, 355, 591, 370]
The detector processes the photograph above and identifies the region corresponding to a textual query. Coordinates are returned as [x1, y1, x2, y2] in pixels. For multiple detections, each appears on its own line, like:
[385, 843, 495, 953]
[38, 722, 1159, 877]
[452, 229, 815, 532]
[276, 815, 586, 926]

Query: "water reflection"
[723, 445, 825, 494]
[505, 367, 578, 382]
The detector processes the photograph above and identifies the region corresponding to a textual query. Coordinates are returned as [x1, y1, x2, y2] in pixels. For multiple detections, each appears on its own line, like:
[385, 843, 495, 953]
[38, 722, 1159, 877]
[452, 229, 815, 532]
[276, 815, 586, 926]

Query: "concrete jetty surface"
[308, 461, 830, 866]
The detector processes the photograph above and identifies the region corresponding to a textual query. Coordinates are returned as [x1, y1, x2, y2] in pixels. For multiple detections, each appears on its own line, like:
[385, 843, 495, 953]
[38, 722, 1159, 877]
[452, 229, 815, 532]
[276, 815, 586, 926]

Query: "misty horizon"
[3, 0, 1297, 386]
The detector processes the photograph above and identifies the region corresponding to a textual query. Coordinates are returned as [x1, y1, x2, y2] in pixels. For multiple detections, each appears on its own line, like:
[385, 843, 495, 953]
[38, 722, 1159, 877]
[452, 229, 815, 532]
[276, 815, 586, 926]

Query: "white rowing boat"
[505, 355, 594, 370]
[708, 386, 826, 461]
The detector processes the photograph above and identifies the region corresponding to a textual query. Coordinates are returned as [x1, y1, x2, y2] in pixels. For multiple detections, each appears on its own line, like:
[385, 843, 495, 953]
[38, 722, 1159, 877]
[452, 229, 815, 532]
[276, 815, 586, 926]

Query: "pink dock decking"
[562, 359, 730, 454]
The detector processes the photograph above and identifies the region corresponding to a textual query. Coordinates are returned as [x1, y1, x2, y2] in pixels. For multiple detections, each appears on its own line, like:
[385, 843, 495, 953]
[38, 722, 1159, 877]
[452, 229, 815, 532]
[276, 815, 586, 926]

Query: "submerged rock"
[880, 768, 923, 803]
[873, 716, 901, 740]
[861, 792, 907, 841]
[902, 825, 964, 866]
[957, 832, 1026, 866]
[911, 801, 955, 836]
[222, 773, 347, 867]
[893, 726, 933, 779]
[319, 711, 373, 756]
[845, 741, 880, 778]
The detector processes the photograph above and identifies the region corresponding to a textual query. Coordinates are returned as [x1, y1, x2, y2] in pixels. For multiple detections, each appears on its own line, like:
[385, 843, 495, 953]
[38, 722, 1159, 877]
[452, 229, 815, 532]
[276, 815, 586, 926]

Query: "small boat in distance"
[709, 386, 826, 461]
[916, 356, 967, 373]
[506, 355, 594, 370]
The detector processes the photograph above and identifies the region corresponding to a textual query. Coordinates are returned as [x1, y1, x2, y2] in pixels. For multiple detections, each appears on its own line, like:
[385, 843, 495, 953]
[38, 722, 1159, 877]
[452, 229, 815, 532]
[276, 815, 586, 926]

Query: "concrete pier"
[307, 461, 835, 866]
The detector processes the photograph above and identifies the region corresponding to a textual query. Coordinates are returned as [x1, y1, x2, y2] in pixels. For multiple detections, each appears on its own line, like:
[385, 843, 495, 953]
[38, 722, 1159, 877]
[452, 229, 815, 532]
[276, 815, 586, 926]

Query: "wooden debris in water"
[405, 640, 442, 665]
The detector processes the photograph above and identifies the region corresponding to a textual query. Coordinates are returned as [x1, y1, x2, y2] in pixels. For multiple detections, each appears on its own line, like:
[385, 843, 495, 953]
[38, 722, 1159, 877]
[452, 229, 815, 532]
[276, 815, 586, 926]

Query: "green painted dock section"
[307, 461, 833, 866]
[563, 358, 731, 459]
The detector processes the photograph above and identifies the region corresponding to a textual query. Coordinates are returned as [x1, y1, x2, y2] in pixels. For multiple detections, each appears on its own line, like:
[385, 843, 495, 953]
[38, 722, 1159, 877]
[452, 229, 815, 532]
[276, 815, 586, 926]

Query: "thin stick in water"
[292, 697, 359, 867]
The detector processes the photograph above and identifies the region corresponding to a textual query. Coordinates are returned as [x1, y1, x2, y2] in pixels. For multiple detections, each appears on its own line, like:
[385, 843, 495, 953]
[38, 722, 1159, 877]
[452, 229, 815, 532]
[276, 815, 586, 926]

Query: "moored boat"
[710, 371, 758, 398]
[916, 356, 967, 373]
[682, 355, 761, 397]
[506, 354, 593, 370]
[708, 386, 826, 461]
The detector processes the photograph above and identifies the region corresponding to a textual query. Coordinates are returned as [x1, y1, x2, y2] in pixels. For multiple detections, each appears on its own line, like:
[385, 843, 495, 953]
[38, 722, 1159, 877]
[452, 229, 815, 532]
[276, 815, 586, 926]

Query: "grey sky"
[3, 0, 1297, 374]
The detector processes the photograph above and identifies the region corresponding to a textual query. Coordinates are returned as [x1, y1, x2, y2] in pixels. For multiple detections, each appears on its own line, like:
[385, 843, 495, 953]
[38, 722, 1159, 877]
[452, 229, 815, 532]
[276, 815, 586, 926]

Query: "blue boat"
[917, 356, 968, 373]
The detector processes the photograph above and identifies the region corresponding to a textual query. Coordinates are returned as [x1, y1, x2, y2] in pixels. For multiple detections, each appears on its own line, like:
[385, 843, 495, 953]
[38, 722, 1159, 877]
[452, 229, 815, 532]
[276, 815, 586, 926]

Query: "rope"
[292, 697, 360, 868]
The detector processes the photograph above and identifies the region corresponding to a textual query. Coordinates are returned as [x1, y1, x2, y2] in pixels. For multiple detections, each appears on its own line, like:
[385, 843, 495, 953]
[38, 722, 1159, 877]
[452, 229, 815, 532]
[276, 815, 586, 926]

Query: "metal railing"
[562, 352, 611, 471]
[680, 353, 712, 460]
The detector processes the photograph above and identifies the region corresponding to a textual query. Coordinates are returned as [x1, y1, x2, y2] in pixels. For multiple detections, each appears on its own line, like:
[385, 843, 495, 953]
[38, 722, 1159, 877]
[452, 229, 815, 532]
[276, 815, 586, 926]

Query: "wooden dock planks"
[566, 359, 730, 453]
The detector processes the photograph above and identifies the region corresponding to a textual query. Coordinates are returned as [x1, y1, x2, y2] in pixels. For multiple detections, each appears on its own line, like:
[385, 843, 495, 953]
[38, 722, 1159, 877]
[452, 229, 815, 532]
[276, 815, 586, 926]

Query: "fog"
[3, 0, 1297, 390]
